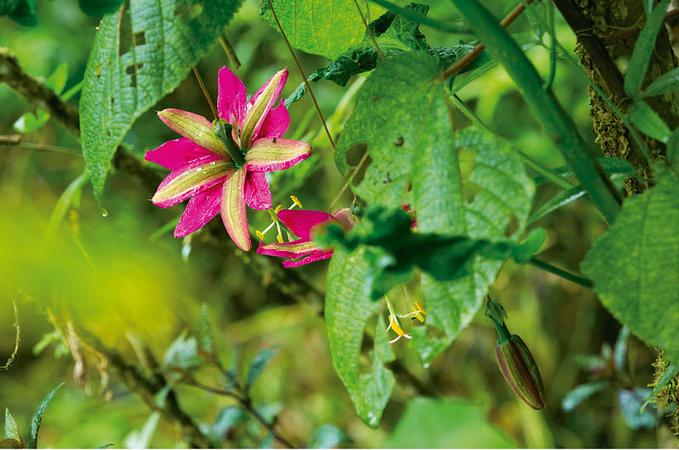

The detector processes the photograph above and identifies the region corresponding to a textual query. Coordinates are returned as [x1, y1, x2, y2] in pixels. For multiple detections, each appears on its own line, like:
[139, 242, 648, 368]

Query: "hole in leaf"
[132, 31, 146, 46]
[125, 63, 144, 87]
[118, 10, 134, 56]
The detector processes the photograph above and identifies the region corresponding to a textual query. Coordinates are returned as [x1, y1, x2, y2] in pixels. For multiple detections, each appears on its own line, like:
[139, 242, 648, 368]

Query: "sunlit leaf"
[583, 168, 679, 363]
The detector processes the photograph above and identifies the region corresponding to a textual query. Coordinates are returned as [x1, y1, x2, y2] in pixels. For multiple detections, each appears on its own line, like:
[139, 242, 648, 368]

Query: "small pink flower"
[257, 208, 356, 268]
[145, 67, 311, 251]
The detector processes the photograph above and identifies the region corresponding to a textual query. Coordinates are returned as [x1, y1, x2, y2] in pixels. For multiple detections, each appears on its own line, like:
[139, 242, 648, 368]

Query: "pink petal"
[282, 250, 334, 268]
[152, 155, 229, 208]
[220, 169, 251, 251]
[157, 109, 228, 156]
[217, 66, 247, 126]
[245, 138, 311, 172]
[258, 102, 290, 139]
[244, 171, 272, 210]
[277, 209, 333, 240]
[240, 68, 288, 148]
[174, 183, 222, 238]
[145, 137, 216, 170]
[256, 239, 318, 259]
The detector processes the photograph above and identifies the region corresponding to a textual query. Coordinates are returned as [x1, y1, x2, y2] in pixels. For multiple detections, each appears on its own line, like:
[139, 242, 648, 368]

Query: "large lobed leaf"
[329, 51, 535, 421]
[413, 128, 535, 363]
[80, 0, 242, 201]
[325, 248, 395, 427]
[582, 167, 679, 363]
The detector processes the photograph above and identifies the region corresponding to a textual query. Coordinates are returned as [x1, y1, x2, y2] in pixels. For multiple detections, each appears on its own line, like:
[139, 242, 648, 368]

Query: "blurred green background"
[0, 0, 672, 447]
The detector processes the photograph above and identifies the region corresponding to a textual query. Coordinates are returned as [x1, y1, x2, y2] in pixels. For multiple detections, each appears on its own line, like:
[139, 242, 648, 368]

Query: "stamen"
[290, 195, 302, 208]
[256, 194, 304, 242]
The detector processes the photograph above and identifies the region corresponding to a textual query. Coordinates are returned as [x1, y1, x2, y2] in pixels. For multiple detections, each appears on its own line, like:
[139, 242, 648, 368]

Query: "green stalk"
[447, 0, 622, 224]
[529, 257, 593, 288]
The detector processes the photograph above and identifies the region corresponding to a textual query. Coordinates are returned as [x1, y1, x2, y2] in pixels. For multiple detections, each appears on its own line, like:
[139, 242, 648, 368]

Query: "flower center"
[213, 119, 246, 168]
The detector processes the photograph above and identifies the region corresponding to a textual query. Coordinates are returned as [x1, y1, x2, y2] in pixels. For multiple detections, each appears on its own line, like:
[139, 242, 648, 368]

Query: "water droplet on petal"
[196, 167, 203, 172]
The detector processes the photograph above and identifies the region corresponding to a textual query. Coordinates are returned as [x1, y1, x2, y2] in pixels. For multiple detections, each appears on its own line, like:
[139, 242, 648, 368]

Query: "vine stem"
[266, 0, 336, 151]
[192, 66, 218, 119]
[352, 0, 384, 60]
[0, 297, 20, 371]
[529, 257, 593, 288]
[184, 378, 297, 448]
[438, 0, 535, 81]
[218, 35, 241, 69]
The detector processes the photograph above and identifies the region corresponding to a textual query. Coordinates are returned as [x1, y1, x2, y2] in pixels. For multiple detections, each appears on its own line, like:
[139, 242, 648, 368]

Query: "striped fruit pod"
[496, 334, 546, 410]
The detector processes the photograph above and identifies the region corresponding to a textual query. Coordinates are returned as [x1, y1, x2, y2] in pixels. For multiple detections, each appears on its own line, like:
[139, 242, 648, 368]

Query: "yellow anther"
[412, 301, 427, 323]
[388, 315, 406, 337]
[274, 204, 284, 213]
[290, 195, 302, 208]
[385, 296, 412, 344]
[276, 232, 285, 243]
[255, 230, 266, 241]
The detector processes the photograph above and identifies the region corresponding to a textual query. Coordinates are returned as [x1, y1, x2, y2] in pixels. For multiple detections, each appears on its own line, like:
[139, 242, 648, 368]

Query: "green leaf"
[13, 110, 50, 134]
[613, 326, 630, 374]
[618, 388, 657, 429]
[413, 128, 534, 364]
[582, 169, 679, 363]
[336, 51, 439, 204]
[0, 0, 36, 26]
[197, 303, 214, 355]
[45, 63, 69, 95]
[512, 228, 547, 263]
[624, 0, 671, 97]
[209, 407, 246, 444]
[163, 333, 203, 371]
[286, 6, 479, 105]
[78, 0, 125, 16]
[325, 248, 395, 426]
[80, 0, 242, 202]
[385, 397, 515, 448]
[642, 66, 679, 97]
[124, 412, 160, 449]
[308, 424, 346, 449]
[245, 348, 276, 391]
[28, 383, 64, 449]
[4, 410, 19, 442]
[529, 187, 586, 223]
[46, 171, 89, 238]
[317, 207, 516, 299]
[261, 0, 384, 59]
[562, 381, 609, 412]
[628, 101, 671, 142]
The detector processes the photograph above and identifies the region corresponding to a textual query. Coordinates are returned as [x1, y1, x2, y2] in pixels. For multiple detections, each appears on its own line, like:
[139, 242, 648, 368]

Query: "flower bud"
[496, 334, 545, 410]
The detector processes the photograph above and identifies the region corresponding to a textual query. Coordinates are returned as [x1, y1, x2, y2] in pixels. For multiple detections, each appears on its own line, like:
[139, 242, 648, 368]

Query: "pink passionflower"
[145, 67, 311, 251]
[257, 208, 357, 268]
